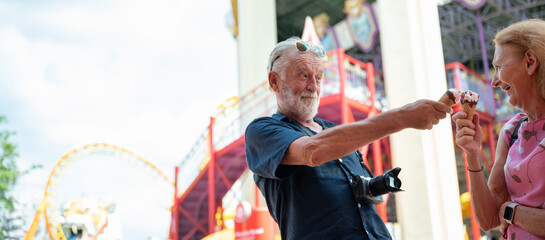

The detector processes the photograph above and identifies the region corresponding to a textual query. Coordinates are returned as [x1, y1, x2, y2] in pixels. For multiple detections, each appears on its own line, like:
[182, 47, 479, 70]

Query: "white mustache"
[300, 91, 318, 98]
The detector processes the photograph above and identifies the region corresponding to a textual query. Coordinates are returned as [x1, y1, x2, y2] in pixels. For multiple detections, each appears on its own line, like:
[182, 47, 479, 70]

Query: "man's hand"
[452, 111, 482, 155]
[398, 99, 452, 130]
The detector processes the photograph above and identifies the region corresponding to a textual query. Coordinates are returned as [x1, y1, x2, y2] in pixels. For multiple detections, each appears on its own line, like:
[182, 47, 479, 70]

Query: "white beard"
[277, 82, 319, 121]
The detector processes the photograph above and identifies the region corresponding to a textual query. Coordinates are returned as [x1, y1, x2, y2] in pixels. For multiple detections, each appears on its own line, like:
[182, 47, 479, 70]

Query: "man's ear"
[525, 50, 539, 75]
[269, 71, 280, 92]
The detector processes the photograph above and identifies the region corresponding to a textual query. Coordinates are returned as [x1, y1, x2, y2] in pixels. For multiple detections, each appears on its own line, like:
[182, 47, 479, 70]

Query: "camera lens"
[369, 167, 402, 197]
[388, 176, 396, 188]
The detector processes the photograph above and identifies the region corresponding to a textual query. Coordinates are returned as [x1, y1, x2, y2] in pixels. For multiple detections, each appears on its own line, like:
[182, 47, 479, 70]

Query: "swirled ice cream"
[438, 88, 461, 106]
[460, 90, 479, 120]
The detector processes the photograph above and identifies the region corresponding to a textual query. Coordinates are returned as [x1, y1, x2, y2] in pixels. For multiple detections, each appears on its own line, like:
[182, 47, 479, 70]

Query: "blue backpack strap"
[510, 116, 528, 147]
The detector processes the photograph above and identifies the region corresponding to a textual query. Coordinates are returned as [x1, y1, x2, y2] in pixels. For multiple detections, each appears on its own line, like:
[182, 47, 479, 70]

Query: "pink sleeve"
[501, 113, 526, 146]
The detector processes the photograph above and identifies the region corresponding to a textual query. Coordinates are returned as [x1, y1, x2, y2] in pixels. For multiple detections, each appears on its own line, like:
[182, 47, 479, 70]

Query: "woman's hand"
[452, 112, 482, 156]
[498, 201, 511, 238]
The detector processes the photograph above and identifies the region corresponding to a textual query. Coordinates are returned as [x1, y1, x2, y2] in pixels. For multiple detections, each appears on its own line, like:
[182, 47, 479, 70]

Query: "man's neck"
[302, 119, 323, 133]
[281, 111, 323, 133]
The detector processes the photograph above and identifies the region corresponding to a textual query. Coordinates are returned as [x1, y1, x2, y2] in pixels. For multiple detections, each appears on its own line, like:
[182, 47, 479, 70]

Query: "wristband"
[467, 165, 484, 172]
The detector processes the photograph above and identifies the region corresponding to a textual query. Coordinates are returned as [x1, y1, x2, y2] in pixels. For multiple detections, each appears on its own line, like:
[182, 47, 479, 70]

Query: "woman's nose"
[491, 73, 501, 88]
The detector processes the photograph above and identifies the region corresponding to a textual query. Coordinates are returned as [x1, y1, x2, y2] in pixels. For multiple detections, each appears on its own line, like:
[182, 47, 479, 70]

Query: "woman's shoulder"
[503, 113, 527, 131]
[501, 113, 527, 145]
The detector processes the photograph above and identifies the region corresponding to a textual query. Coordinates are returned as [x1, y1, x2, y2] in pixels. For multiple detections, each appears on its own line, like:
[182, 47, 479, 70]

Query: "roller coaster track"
[24, 142, 174, 240]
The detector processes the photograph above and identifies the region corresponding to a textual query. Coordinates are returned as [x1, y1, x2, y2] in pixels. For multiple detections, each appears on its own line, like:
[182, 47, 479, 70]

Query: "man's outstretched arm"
[281, 99, 452, 166]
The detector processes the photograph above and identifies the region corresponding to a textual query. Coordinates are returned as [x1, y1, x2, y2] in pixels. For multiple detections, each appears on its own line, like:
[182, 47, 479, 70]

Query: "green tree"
[0, 116, 19, 213]
[0, 116, 41, 239]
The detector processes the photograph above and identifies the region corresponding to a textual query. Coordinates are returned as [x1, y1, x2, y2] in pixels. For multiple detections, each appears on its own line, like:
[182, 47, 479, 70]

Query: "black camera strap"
[288, 118, 368, 181]
[510, 116, 528, 147]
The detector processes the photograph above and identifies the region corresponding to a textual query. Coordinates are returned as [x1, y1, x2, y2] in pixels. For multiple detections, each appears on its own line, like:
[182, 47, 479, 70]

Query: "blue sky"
[0, 0, 238, 238]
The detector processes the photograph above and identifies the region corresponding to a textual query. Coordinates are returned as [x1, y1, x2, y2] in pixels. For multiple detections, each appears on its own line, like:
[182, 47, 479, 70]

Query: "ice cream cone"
[438, 88, 461, 106]
[460, 91, 479, 120]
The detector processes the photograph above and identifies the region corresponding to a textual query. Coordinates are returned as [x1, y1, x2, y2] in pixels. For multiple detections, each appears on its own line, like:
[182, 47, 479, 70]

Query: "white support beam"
[376, 1, 465, 239]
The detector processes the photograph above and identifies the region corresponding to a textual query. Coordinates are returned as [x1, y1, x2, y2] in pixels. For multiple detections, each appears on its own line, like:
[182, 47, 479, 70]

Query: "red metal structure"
[170, 51, 503, 240]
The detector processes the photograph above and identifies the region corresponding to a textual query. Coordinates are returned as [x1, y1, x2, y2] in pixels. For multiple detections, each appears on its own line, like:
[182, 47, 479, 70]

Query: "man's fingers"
[427, 123, 434, 130]
[433, 101, 453, 114]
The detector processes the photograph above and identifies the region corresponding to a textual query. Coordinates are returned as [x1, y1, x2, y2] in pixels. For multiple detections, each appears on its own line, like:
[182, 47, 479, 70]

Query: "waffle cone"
[462, 102, 477, 120]
[438, 94, 456, 106]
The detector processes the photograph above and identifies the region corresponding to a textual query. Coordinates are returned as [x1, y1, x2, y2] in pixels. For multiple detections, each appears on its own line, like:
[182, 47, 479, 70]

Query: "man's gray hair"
[267, 37, 301, 76]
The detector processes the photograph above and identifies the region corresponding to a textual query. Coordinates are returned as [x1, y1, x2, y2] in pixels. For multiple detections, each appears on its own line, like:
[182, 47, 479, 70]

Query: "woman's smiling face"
[491, 44, 532, 109]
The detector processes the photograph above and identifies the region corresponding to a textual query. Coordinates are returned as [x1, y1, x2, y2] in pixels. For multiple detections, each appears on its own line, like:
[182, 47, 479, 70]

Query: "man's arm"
[282, 99, 451, 166]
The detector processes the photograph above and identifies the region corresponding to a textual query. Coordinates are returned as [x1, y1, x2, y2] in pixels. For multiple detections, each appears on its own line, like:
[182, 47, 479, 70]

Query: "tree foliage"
[0, 116, 20, 212]
[0, 116, 41, 238]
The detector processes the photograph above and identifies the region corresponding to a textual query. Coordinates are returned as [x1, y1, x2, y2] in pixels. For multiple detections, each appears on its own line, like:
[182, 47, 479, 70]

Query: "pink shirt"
[502, 113, 545, 240]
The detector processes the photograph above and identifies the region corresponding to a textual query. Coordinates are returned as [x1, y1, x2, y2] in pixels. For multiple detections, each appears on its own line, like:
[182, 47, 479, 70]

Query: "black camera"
[352, 167, 403, 204]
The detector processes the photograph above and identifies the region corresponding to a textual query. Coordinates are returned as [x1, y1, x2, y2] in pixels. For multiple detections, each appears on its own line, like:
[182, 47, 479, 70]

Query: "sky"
[0, 0, 238, 239]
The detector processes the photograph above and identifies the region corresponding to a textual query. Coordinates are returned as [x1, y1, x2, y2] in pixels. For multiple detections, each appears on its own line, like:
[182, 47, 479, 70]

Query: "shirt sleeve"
[501, 113, 526, 147]
[245, 117, 306, 180]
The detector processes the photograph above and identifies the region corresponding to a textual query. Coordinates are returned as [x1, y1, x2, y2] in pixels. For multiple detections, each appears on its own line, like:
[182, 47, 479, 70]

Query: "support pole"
[376, 1, 464, 239]
[208, 117, 216, 234]
[173, 166, 179, 240]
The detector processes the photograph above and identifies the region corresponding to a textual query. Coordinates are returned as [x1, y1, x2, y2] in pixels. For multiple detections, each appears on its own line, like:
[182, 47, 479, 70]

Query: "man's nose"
[306, 76, 320, 91]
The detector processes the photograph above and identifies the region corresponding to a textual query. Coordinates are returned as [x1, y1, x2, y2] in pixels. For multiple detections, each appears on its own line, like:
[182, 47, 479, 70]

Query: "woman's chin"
[508, 98, 522, 111]
[508, 96, 516, 106]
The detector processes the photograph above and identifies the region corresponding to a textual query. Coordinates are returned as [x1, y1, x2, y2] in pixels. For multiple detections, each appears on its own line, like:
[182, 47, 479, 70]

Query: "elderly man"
[245, 37, 451, 240]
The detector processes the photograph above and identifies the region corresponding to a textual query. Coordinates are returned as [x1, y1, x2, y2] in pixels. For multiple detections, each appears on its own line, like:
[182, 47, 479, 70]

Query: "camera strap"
[288, 118, 368, 180]
[510, 116, 528, 147]
[289, 118, 389, 208]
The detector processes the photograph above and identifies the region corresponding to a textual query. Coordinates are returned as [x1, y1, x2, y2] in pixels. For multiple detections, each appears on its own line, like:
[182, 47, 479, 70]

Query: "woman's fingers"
[451, 111, 466, 121]
[455, 118, 475, 130]
[456, 125, 476, 137]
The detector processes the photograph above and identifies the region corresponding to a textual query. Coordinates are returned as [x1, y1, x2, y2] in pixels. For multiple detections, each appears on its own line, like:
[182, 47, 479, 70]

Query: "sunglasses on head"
[269, 41, 327, 72]
[295, 41, 326, 59]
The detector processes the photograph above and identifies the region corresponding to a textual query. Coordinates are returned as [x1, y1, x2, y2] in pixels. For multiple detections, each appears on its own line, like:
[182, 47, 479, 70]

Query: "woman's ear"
[525, 50, 539, 75]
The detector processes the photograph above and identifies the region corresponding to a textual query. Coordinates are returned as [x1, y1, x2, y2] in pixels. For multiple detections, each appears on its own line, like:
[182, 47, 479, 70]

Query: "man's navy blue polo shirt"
[245, 112, 392, 240]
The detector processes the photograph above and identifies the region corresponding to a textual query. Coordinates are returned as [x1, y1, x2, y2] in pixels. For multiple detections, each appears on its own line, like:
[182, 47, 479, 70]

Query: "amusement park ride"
[24, 143, 174, 240]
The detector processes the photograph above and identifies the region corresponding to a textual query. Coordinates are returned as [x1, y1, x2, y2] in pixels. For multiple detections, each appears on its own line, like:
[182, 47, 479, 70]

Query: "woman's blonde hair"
[494, 19, 545, 98]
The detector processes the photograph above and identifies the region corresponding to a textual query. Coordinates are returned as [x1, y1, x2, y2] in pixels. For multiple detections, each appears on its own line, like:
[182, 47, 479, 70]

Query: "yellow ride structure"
[24, 143, 174, 240]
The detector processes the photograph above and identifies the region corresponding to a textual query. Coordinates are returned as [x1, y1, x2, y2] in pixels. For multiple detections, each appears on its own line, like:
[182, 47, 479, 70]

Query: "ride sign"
[234, 202, 276, 240]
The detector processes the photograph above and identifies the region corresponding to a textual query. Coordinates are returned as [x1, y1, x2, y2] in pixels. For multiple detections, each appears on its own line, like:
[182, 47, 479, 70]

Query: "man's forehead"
[289, 54, 325, 68]
[293, 64, 325, 74]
